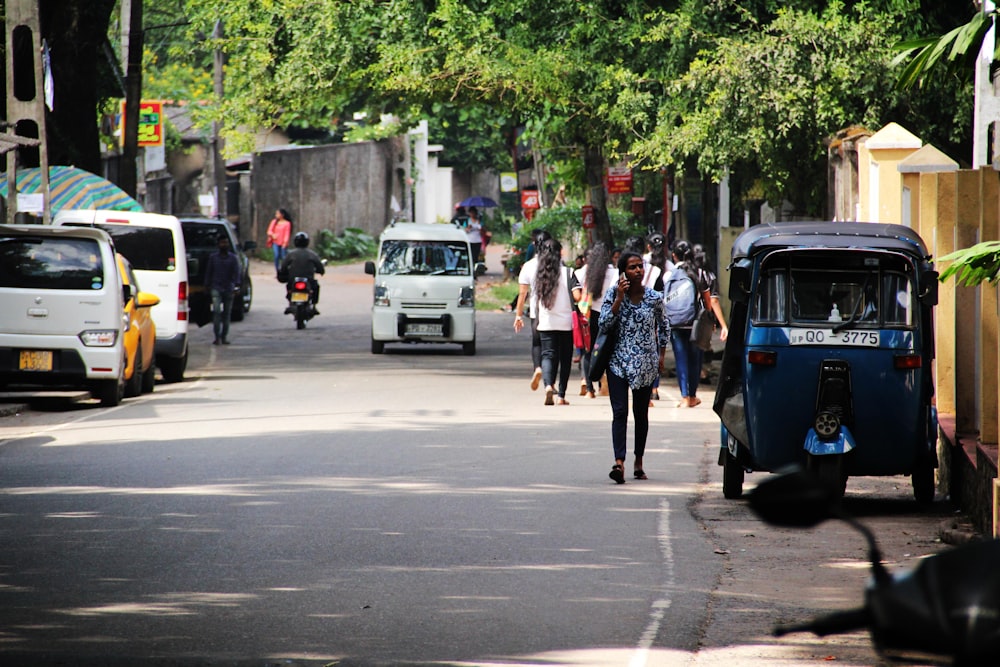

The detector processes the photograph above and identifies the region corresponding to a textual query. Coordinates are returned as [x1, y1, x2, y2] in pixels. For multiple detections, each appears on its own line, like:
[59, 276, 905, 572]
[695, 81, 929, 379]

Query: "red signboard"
[521, 189, 540, 210]
[607, 166, 632, 194]
[582, 205, 595, 229]
[120, 100, 165, 147]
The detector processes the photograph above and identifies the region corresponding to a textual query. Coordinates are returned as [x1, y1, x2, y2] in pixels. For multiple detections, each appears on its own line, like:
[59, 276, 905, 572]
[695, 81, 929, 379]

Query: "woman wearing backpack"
[665, 240, 713, 407]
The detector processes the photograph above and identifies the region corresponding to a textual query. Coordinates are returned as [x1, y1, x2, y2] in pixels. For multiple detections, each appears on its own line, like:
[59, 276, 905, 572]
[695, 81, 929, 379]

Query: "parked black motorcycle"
[748, 467, 1000, 666]
[285, 276, 317, 329]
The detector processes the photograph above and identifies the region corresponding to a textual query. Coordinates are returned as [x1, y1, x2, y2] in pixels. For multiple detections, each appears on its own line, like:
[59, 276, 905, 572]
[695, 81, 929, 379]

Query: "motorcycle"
[748, 467, 1000, 666]
[286, 276, 317, 329]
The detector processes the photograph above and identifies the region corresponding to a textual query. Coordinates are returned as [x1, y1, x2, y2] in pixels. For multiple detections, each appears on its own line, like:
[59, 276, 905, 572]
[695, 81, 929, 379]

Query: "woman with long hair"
[267, 208, 293, 275]
[573, 241, 617, 398]
[599, 251, 670, 483]
[667, 240, 713, 407]
[532, 238, 575, 405]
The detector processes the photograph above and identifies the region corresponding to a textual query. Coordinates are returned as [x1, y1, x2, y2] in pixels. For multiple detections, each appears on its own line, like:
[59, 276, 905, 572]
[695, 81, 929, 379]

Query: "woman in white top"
[466, 206, 484, 264]
[573, 242, 617, 398]
[529, 238, 575, 405]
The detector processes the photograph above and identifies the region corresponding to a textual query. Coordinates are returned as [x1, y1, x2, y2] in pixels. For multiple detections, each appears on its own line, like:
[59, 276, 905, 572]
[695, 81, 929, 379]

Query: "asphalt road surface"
[0, 246, 961, 666]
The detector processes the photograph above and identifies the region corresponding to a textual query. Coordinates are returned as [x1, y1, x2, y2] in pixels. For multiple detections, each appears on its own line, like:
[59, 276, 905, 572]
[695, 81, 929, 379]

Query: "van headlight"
[458, 286, 475, 308]
[374, 284, 390, 307]
[79, 330, 119, 347]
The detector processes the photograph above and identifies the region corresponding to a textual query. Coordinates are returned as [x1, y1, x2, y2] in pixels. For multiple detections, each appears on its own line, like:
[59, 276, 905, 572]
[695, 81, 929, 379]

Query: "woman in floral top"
[599, 251, 670, 483]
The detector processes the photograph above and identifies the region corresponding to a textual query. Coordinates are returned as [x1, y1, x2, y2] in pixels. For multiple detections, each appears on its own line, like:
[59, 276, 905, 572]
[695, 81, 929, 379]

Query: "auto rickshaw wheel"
[912, 460, 935, 504]
[806, 453, 847, 499]
[722, 451, 745, 499]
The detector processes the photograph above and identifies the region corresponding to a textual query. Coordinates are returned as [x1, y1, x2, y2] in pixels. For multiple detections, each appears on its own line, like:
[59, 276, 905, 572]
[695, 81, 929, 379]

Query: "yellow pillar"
[955, 171, 981, 435]
[928, 171, 956, 416]
[979, 168, 999, 445]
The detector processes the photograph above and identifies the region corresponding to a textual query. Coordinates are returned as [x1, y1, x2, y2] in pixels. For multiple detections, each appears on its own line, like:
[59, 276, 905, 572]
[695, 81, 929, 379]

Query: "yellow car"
[117, 254, 159, 397]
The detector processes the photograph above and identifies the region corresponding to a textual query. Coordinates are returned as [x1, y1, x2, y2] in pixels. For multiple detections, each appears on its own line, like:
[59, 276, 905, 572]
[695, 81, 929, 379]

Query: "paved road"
[0, 243, 962, 666]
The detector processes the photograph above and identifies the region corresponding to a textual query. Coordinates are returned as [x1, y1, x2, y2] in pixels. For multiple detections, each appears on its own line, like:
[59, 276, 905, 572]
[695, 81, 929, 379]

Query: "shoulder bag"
[588, 318, 619, 384]
[691, 299, 715, 352]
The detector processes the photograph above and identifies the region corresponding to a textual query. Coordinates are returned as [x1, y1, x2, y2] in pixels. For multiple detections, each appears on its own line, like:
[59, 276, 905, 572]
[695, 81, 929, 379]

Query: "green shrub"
[314, 227, 377, 262]
[504, 207, 646, 276]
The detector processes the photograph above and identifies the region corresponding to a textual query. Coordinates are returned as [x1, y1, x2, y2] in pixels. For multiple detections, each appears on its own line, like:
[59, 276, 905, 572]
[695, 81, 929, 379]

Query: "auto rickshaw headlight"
[814, 411, 841, 440]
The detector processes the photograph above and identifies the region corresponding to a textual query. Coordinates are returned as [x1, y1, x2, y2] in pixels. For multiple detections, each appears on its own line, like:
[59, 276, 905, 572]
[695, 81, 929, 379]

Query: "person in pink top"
[267, 208, 293, 275]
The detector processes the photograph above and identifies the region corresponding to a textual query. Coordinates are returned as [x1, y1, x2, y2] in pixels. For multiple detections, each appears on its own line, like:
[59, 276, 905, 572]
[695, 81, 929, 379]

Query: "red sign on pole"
[606, 167, 632, 195]
[582, 205, 595, 229]
[120, 100, 165, 147]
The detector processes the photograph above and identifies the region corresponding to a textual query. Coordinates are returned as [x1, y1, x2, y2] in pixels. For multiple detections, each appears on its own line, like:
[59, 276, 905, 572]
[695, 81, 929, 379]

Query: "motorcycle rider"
[280, 231, 326, 314]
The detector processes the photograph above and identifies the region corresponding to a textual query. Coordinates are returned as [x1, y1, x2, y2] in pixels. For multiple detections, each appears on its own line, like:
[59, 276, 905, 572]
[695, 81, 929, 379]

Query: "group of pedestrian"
[513, 228, 729, 485]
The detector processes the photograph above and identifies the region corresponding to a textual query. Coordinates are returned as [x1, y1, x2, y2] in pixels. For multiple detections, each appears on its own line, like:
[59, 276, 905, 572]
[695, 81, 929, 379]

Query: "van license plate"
[789, 329, 879, 347]
[290, 292, 309, 302]
[19, 350, 53, 371]
[406, 323, 443, 336]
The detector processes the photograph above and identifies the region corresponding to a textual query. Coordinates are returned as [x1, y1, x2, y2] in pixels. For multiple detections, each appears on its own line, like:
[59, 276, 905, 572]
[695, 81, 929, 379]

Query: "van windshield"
[62, 222, 176, 272]
[0, 236, 106, 290]
[378, 240, 471, 276]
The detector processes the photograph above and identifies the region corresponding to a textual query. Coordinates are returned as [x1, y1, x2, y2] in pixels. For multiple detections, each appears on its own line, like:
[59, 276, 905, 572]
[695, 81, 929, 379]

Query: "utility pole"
[212, 20, 227, 218]
[4, 0, 49, 223]
[120, 0, 143, 196]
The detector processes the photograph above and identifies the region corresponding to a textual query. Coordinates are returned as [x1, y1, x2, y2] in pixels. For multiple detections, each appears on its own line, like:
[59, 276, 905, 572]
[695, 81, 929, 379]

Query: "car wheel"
[231, 294, 245, 322]
[912, 459, 936, 504]
[158, 348, 188, 383]
[242, 276, 252, 313]
[96, 363, 125, 407]
[372, 337, 385, 354]
[462, 338, 476, 356]
[141, 358, 156, 394]
[124, 345, 142, 398]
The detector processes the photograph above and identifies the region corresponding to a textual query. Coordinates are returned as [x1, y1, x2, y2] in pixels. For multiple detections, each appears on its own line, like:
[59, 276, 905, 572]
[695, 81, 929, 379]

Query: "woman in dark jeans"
[598, 251, 670, 483]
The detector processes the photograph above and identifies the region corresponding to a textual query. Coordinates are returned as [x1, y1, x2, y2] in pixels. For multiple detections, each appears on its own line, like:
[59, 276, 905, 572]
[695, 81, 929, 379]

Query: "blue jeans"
[539, 330, 573, 398]
[211, 288, 234, 342]
[273, 244, 287, 273]
[670, 326, 702, 398]
[607, 369, 653, 462]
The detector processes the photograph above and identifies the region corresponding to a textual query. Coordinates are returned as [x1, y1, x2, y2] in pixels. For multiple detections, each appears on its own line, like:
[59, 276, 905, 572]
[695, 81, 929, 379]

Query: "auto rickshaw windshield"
[753, 252, 915, 328]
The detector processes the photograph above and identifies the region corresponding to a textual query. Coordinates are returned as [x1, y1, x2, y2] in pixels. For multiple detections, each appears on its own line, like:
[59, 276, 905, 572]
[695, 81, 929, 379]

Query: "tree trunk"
[584, 144, 612, 247]
[40, 0, 118, 173]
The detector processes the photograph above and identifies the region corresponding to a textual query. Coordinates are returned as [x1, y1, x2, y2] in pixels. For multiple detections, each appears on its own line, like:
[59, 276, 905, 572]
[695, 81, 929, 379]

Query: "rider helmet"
[293, 231, 310, 248]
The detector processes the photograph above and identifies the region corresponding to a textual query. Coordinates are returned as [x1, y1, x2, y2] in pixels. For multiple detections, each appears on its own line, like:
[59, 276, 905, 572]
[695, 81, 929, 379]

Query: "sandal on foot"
[634, 469, 648, 480]
[609, 464, 625, 484]
[544, 386, 555, 405]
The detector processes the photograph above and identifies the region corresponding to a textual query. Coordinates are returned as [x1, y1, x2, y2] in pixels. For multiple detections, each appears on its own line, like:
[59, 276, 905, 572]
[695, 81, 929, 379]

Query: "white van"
[364, 221, 483, 355]
[52, 210, 190, 382]
[0, 224, 128, 406]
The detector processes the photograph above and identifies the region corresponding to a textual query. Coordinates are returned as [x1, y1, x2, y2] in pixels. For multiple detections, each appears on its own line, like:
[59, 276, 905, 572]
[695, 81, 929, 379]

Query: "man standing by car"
[204, 233, 242, 345]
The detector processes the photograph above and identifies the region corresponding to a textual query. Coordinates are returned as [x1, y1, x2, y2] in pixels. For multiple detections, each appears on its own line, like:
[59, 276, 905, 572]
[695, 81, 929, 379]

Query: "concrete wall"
[249, 137, 407, 248]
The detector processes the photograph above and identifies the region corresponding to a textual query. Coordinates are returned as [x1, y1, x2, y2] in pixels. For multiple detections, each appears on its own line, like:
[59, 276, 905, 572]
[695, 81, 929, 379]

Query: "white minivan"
[364, 221, 483, 355]
[53, 210, 190, 382]
[0, 224, 128, 406]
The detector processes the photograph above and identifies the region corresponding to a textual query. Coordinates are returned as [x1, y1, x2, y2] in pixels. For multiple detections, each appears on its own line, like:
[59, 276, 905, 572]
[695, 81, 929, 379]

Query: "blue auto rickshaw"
[713, 222, 939, 501]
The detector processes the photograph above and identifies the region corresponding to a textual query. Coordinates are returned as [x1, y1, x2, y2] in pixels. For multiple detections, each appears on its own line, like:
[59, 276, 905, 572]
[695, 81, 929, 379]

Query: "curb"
[0, 401, 29, 418]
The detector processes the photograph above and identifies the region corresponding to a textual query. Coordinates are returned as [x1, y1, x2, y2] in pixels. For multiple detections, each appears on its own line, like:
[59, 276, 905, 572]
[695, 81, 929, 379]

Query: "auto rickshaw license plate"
[789, 329, 879, 347]
[290, 292, 309, 302]
[19, 350, 53, 371]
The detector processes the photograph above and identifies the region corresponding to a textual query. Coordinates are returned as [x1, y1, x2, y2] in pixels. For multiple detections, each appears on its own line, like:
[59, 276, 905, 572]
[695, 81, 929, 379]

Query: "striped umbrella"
[0, 165, 143, 214]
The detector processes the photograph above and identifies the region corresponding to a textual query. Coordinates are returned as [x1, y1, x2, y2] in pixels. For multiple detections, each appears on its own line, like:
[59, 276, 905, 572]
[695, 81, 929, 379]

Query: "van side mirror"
[122, 284, 133, 304]
[364, 261, 376, 276]
[475, 262, 487, 277]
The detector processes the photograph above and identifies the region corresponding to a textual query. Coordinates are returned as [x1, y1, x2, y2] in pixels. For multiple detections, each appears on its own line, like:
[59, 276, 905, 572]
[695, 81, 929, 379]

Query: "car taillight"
[748, 350, 777, 366]
[894, 354, 922, 369]
[178, 281, 188, 321]
[294, 281, 308, 290]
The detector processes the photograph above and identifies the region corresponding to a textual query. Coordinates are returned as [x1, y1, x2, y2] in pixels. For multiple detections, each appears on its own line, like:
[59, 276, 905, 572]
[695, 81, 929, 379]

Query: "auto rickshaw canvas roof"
[731, 221, 930, 261]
